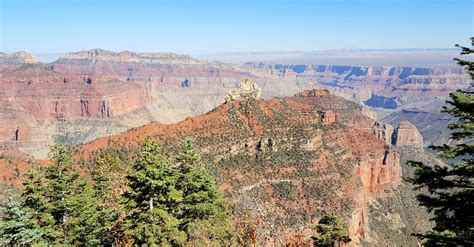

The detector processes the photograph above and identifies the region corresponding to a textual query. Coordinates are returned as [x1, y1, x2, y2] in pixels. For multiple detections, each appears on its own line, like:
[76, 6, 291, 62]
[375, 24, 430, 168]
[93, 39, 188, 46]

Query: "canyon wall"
[246, 63, 471, 107]
[0, 50, 314, 158]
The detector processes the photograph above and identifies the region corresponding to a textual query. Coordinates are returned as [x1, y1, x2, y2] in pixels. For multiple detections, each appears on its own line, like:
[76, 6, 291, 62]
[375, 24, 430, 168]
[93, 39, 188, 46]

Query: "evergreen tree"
[407, 38, 474, 245]
[43, 145, 82, 243]
[312, 214, 351, 246]
[6, 145, 91, 245]
[22, 169, 58, 242]
[66, 181, 104, 245]
[90, 151, 127, 245]
[124, 138, 186, 246]
[0, 197, 46, 245]
[174, 140, 232, 244]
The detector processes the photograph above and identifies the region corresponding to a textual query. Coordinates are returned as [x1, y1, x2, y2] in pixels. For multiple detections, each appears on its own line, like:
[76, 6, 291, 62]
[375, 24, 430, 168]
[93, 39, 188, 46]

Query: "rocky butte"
[391, 121, 424, 148]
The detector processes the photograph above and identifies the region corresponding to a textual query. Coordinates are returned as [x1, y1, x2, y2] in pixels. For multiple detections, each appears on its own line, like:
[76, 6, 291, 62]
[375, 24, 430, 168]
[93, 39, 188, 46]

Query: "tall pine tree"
[408, 38, 474, 245]
[124, 138, 186, 246]
[174, 140, 232, 245]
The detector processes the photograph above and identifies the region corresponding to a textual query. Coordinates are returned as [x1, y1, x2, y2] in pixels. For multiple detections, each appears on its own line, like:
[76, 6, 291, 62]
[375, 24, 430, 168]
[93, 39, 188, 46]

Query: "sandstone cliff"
[371, 121, 394, 144]
[391, 121, 424, 148]
[0, 50, 316, 158]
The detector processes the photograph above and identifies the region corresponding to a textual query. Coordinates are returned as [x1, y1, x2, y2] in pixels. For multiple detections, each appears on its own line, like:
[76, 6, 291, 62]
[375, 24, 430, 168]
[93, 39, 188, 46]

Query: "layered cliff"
[57, 49, 204, 65]
[246, 63, 472, 109]
[0, 50, 314, 158]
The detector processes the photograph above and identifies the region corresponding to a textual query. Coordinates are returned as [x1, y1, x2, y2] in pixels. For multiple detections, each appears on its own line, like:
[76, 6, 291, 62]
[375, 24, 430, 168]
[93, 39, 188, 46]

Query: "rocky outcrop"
[295, 88, 331, 97]
[320, 110, 338, 124]
[371, 121, 394, 144]
[0, 51, 38, 65]
[392, 121, 424, 148]
[225, 79, 262, 102]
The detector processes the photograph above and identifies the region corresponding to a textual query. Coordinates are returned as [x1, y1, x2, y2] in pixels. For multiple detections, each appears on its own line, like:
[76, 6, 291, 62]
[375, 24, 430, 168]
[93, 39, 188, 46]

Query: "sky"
[0, 0, 473, 54]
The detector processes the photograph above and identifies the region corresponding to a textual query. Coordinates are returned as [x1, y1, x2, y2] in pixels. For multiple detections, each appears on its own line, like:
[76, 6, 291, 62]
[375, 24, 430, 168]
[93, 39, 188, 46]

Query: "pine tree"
[174, 140, 232, 244]
[21, 169, 58, 242]
[90, 151, 127, 245]
[312, 214, 351, 246]
[66, 181, 103, 245]
[43, 145, 82, 243]
[407, 38, 474, 245]
[0, 197, 46, 245]
[124, 138, 186, 246]
[15, 145, 86, 245]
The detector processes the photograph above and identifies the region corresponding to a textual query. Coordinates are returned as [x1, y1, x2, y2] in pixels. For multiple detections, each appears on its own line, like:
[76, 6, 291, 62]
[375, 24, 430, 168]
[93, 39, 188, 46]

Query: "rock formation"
[391, 121, 424, 148]
[0, 51, 38, 64]
[371, 121, 394, 144]
[225, 78, 262, 102]
[57, 49, 204, 65]
[319, 110, 338, 124]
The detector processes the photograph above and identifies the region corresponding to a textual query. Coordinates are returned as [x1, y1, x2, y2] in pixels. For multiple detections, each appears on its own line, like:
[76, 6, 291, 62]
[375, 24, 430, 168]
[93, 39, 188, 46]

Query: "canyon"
[0, 49, 463, 245]
[2, 50, 470, 157]
[0, 49, 314, 158]
[245, 62, 472, 146]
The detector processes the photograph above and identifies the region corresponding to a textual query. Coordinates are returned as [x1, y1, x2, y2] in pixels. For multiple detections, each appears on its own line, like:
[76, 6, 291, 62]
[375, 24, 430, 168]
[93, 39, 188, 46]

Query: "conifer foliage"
[407, 38, 474, 246]
[312, 213, 351, 246]
[0, 139, 231, 246]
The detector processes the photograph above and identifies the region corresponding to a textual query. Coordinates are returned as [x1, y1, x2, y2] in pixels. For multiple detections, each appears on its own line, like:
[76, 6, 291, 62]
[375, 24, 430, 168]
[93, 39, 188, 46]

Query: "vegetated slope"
[80, 89, 429, 245]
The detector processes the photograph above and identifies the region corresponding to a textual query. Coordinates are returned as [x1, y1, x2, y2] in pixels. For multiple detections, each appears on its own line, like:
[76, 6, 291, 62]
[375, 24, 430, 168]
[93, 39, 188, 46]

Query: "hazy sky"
[1, 0, 472, 54]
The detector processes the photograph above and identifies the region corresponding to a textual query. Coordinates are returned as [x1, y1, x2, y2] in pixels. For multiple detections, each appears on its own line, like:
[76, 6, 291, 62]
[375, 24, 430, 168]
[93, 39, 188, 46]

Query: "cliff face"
[0, 50, 315, 158]
[57, 49, 204, 65]
[246, 63, 472, 109]
[391, 121, 424, 148]
[79, 89, 404, 245]
[371, 121, 394, 144]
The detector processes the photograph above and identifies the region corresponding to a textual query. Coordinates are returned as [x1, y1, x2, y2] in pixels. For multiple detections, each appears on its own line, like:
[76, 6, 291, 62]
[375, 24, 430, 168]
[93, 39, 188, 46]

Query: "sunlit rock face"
[246, 63, 472, 108]
[0, 50, 315, 158]
[225, 78, 262, 102]
[391, 121, 424, 148]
